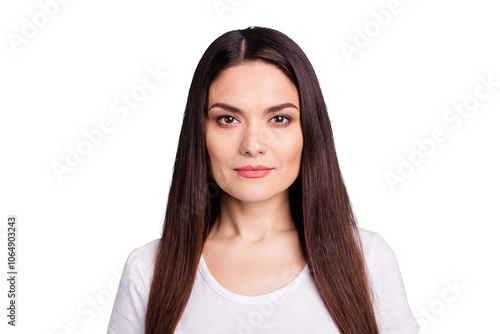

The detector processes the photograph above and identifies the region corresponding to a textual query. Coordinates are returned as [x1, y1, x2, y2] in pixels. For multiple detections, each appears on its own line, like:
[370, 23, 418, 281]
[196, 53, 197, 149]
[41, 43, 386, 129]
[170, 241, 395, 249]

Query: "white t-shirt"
[107, 227, 420, 333]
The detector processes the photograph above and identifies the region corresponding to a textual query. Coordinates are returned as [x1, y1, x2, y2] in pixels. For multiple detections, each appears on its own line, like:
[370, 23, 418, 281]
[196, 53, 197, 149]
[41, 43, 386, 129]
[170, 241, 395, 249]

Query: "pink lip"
[234, 165, 272, 171]
[234, 165, 273, 178]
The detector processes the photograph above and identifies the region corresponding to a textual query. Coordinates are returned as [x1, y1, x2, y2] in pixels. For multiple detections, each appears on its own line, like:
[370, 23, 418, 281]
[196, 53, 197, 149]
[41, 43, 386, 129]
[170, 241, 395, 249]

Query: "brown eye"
[223, 116, 235, 124]
[271, 115, 292, 126]
[274, 115, 285, 123]
[216, 115, 239, 127]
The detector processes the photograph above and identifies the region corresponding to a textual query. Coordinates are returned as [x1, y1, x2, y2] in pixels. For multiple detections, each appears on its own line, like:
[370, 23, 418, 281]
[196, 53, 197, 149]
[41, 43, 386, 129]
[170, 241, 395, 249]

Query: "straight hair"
[145, 26, 379, 333]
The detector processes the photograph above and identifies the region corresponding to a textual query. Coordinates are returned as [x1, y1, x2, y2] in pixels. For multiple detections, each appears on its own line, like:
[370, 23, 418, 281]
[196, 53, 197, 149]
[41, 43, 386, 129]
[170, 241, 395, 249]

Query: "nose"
[239, 121, 269, 156]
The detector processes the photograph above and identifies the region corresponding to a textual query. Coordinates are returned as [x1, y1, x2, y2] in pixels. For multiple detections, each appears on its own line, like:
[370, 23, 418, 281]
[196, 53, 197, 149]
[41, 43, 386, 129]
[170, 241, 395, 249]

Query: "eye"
[270, 115, 292, 126]
[215, 114, 293, 127]
[216, 115, 239, 127]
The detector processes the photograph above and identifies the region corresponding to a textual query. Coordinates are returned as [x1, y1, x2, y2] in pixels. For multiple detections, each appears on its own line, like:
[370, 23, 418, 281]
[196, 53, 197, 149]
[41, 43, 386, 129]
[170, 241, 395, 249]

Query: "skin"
[203, 60, 307, 295]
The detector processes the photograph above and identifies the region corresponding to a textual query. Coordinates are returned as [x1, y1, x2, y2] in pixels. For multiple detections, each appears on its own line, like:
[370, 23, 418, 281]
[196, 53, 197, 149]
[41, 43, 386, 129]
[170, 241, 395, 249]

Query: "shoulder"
[107, 239, 161, 333]
[356, 226, 404, 289]
[357, 226, 398, 267]
[356, 227, 420, 333]
[128, 238, 160, 264]
[122, 238, 161, 288]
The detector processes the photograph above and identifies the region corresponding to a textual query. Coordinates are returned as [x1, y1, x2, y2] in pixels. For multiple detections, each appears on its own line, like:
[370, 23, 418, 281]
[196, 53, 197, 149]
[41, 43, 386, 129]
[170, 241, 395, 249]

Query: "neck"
[209, 189, 296, 243]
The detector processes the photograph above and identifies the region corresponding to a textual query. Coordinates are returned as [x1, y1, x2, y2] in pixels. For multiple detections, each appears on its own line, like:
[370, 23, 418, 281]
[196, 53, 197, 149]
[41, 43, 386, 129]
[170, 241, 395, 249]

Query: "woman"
[107, 26, 420, 334]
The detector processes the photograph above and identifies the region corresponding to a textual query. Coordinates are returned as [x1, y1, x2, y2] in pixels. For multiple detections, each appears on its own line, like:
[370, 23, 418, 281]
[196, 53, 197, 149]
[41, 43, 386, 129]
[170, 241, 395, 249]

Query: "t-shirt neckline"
[198, 254, 311, 304]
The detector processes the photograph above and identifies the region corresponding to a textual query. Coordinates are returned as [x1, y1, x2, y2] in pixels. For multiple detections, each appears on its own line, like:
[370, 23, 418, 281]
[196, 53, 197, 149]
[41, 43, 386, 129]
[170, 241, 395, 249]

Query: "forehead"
[208, 61, 298, 104]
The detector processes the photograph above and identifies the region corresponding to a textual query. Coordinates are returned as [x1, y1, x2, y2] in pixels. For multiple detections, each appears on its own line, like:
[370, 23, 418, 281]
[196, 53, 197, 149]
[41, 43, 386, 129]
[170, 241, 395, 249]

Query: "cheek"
[205, 131, 216, 174]
[280, 131, 303, 167]
[206, 143, 219, 174]
[206, 131, 233, 178]
[290, 140, 303, 169]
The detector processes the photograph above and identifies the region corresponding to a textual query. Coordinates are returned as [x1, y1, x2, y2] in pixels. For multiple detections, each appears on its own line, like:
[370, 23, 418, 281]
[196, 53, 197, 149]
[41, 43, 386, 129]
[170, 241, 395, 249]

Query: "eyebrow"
[207, 102, 299, 114]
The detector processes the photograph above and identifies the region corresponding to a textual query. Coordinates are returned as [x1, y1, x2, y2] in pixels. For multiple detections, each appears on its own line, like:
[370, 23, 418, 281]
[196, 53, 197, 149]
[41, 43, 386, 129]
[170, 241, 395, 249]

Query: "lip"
[234, 165, 273, 171]
[234, 165, 273, 178]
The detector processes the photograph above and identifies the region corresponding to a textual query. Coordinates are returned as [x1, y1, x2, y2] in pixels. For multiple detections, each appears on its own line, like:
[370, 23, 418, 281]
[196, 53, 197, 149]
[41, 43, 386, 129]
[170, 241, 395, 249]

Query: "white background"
[1, 0, 499, 333]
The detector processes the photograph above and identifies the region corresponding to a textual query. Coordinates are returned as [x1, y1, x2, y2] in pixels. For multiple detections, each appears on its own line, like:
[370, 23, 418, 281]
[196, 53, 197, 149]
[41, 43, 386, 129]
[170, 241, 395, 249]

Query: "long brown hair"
[145, 26, 379, 333]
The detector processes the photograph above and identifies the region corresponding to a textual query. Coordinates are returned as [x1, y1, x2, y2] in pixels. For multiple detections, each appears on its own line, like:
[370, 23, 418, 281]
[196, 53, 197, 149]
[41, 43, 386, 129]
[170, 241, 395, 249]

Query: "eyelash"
[215, 114, 293, 128]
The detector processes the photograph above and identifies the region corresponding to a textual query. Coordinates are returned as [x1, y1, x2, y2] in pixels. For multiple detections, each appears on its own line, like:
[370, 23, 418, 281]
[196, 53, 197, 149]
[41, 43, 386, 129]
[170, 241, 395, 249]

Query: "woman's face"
[205, 61, 303, 203]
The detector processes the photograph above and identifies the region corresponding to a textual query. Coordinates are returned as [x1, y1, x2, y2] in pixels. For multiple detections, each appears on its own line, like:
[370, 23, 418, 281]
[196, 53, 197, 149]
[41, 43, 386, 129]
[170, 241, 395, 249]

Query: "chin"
[226, 186, 286, 203]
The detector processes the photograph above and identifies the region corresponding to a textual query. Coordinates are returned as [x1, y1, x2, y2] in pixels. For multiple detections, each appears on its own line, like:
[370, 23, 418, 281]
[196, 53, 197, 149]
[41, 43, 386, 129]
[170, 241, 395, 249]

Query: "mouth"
[234, 165, 272, 171]
[234, 165, 273, 178]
